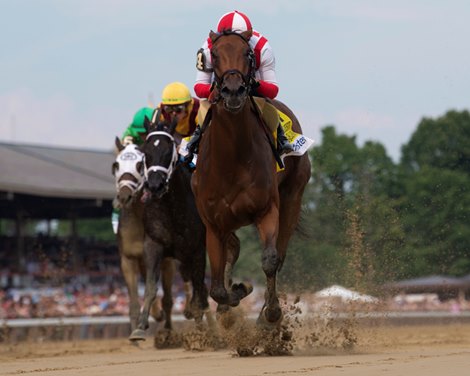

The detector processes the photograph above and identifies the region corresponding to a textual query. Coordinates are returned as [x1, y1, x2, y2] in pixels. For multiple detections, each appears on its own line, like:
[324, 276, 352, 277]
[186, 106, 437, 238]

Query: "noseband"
[144, 131, 178, 184]
[211, 32, 256, 100]
[114, 145, 144, 195]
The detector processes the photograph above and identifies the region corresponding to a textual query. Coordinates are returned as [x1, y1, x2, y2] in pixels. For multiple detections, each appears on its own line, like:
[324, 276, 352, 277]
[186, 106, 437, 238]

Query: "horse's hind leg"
[130, 236, 163, 341]
[257, 204, 282, 325]
[277, 161, 310, 265]
[217, 232, 241, 314]
[121, 255, 140, 332]
[206, 228, 228, 304]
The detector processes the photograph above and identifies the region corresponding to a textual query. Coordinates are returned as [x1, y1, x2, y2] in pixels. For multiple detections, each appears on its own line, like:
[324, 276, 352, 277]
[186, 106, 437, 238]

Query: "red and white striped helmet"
[216, 10, 252, 33]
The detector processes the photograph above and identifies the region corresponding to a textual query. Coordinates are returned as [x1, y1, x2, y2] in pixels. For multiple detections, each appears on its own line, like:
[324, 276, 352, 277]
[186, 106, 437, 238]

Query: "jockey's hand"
[183, 151, 194, 165]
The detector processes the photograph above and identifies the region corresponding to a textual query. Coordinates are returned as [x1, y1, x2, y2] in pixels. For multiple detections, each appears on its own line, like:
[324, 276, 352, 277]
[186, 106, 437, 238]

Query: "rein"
[144, 131, 178, 182]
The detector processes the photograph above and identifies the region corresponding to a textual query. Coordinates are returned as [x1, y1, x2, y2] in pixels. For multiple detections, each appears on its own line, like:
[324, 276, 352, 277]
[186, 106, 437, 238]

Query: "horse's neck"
[211, 104, 259, 154]
[166, 165, 191, 203]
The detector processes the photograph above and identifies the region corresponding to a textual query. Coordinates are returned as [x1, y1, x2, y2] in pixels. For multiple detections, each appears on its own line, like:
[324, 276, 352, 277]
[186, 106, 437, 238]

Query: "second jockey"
[188, 10, 294, 156]
[121, 82, 200, 148]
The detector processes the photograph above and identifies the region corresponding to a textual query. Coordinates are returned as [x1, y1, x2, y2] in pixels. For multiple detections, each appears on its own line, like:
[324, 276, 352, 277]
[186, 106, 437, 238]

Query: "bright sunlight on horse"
[191, 30, 311, 328]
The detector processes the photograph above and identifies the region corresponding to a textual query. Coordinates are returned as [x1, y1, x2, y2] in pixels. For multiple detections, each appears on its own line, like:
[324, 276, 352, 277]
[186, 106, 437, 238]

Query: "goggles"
[163, 104, 187, 114]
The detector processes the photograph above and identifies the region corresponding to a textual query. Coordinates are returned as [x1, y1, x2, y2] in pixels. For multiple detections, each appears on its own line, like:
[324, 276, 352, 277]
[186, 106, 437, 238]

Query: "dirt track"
[1, 322, 469, 376]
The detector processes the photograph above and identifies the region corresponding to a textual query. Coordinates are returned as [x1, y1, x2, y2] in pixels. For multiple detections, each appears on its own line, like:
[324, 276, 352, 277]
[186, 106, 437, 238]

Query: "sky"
[1, 0, 469, 161]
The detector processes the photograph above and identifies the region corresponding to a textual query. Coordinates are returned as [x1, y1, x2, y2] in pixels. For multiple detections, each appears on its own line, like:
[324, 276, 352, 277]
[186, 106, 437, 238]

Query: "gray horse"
[112, 139, 181, 340]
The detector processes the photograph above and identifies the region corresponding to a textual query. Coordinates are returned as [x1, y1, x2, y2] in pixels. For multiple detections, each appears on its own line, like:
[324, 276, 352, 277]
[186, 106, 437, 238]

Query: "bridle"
[211, 31, 257, 101]
[144, 130, 178, 185]
[114, 144, 145, 195]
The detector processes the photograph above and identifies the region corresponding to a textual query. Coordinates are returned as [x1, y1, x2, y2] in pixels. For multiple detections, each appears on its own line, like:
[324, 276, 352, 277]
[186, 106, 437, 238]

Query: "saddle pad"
[197, 100, 211, 125]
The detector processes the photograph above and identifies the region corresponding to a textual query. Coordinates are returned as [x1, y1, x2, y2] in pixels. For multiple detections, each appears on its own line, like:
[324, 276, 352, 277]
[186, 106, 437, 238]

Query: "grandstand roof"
[0, 141, 115, 219]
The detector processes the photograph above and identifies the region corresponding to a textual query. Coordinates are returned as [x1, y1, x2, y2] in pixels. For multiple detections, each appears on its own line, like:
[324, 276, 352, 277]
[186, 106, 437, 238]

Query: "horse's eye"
[136, 161, 143, 174]
[112, 162, 119, 175]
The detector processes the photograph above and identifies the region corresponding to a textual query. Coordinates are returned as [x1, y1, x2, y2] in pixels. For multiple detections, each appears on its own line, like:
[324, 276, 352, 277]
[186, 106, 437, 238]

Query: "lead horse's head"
[209, 30, 256, 112]
[142, 116, 178, 199]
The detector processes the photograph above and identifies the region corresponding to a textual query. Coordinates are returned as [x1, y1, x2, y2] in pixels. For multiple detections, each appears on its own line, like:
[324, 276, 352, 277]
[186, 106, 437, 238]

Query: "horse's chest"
[205, 185, 272, 228]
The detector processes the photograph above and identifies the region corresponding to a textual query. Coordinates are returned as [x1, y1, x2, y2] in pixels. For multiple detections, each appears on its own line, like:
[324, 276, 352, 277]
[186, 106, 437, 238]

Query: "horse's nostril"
[237, 86, 246, 96]
[221, 87, 231, 96]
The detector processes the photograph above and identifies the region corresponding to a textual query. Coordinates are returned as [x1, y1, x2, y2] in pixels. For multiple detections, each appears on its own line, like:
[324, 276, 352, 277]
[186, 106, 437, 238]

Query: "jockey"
[189, 10, 293, 155]
[121, 107, 154, 146]
[158, 81, 200, 145]
[121, 82, 200, 147]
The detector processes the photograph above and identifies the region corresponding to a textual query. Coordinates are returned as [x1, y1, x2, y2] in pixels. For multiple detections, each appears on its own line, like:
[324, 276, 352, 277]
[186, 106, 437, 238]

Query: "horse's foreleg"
[160, 257, 175, 330]
[121, 255, 140, 332]
[206, 228, 229, 305]
[224, 232, 240, 289]
[257, 205, 282, 324]
[130, 236, 163, 341]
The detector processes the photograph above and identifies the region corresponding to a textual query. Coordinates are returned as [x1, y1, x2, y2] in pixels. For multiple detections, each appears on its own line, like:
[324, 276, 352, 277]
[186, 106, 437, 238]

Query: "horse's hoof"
[184, 308, 194, 320]
[210, 286, 230, 305]
[231, 282, 253, 299]
[128, 329, 147, 341]
[257, 306, 282, 329]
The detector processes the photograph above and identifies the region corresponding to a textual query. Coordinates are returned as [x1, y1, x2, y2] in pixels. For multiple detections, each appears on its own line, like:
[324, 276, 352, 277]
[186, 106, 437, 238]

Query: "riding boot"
[277, 124, 294, 155]
[187, 125, 202, 155]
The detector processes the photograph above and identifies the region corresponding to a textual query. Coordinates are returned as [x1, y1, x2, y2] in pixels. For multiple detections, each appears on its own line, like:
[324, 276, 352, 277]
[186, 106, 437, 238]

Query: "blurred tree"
[398, 110, 470, 277]
[401, 110, 470, 174]
[280, 126, 403, 293]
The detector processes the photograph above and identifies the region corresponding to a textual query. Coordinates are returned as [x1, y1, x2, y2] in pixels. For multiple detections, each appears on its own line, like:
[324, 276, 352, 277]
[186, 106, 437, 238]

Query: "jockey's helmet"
[217, 10, 252, 33]
[161, 82, 191, 105]
[131, 107, 154, 133]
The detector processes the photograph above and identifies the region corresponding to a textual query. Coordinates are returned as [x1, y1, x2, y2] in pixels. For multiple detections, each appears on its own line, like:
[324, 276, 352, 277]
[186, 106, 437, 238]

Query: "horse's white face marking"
[153, 139, 160, 147]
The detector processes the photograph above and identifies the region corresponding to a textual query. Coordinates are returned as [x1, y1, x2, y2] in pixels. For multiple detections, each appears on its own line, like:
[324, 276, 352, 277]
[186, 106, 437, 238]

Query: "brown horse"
[191, 30, 311, 326]
[112, 139, 177, 339]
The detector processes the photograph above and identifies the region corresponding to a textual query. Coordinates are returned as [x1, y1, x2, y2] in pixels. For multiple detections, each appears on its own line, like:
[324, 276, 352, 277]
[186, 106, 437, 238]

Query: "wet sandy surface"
[1, 323, 469, 375]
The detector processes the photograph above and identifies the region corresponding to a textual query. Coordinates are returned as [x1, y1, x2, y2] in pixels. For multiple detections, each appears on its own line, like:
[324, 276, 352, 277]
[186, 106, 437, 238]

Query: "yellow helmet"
[161, 82, 191, 105]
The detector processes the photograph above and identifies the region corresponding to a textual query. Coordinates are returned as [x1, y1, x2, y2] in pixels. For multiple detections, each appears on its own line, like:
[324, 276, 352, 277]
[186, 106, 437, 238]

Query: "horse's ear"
[209, 30, 218, 42]
[143, 115, 151, 132]
[241, 30, 252, 41]
[115, 136, 124, 152]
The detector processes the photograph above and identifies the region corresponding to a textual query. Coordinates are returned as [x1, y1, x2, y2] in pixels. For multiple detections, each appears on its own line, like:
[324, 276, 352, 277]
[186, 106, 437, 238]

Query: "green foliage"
[401, 110, 470, 174]
[398, 167, 470, 276]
